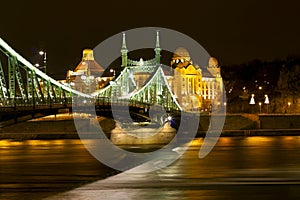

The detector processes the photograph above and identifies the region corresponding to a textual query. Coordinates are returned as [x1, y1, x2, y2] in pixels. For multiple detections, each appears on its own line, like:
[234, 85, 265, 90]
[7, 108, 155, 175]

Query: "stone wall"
[259, 115, 300, 129]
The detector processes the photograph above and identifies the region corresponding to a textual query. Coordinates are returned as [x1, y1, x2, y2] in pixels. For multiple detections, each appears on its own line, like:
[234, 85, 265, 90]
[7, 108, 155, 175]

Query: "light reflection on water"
[158, 136, 300, 181]
[1, 136, 300, 200]
[0, 139, 119, 200]
[51, 136, 300, 200]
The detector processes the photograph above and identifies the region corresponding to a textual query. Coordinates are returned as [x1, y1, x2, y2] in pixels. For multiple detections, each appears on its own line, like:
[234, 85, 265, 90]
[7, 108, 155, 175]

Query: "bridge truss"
[93, 65, 182, 111]
[128, 66, 182, 111]
[0, 37, 90, 110]
[0, 35, 181, 116]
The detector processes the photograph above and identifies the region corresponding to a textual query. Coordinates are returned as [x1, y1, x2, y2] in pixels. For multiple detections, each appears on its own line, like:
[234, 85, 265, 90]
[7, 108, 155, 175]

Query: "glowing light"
[188, 138, 203, 146]
[249, 94, 255, 104]
[0, 37, 91, 97]
[218, 137, 232, 145]
[27, 140, 51, 146]
[258, 102, 262, 113]
[0, 140, 22, 148]
[245, 136, 272, 144]
[264, 94, 269, 104]
[139, 58, 144, 66]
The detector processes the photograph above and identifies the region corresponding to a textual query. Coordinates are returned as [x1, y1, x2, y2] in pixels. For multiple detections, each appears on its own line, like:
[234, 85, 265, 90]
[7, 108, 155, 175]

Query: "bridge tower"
[121, 33, 128, 67]
[154, 31, 161, 64]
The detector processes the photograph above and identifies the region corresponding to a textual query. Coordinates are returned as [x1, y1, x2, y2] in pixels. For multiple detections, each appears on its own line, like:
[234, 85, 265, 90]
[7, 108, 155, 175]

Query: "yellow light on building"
[170, 47, 223, 111]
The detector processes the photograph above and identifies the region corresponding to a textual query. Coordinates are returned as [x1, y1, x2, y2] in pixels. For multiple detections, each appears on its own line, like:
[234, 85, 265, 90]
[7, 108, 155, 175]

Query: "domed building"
[207, 57, 221, 78]
[115, 32, 224, 111]
[86, 32, 224, 112]
[172, 47, 191, 65]
[73, 49, 104, 78]
[209, 57, 219, 68]
[167, 47, 223, 111]
[66, 49, 111, 94]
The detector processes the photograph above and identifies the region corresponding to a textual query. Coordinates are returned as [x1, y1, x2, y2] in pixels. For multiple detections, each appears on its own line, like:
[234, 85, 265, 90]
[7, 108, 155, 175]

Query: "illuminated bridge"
[0, 35, 184, 124]
[89, 32, 183, 121]
[90, 63, 183, 123]
[0, 37, 92, 123]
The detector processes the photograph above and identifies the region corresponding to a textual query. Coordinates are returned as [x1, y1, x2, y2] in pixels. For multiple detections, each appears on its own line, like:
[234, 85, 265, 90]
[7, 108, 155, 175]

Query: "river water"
[1, 136, 300, 199]
[0, 139, 119, 200]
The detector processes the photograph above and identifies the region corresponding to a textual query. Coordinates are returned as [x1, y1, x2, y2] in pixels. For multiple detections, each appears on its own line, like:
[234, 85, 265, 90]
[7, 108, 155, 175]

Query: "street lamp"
[264, 94, 269, 113]
[249, 94, 255, 105]
[249, 94, 256, 113]
[110, 69, 116, 77]
[39, 50, 47, 74]
[288, 102, 291, 113]
[259, 102, 262, 114]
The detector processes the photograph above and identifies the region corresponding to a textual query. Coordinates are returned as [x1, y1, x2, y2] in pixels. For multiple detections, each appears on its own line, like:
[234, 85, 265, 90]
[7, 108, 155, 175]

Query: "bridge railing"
[95, 96, 163, 110]
[0, 97, 73, 111]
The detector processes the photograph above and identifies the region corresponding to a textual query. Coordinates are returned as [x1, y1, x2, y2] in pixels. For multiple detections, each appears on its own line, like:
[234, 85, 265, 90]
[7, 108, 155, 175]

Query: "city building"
[63, 49, 113, 93]
[62, 32, 223, 111]
[117, 32, 224, 111]
[168, 48, 224, 111]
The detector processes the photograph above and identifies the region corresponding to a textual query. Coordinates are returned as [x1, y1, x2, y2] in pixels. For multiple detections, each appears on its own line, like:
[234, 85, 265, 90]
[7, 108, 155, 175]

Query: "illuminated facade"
[169, 48, 223, 111]
[120, 32, 161, 90]
[64, 49, 112, 93]
[119, 32, 223, 111]
[64, 32, 223, 111]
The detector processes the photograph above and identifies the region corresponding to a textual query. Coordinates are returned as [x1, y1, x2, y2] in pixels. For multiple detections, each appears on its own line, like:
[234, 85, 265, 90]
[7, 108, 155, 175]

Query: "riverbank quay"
[0, 113, 114, 140]
[0, 114, 299, 140]
[1, 129, 299, 140]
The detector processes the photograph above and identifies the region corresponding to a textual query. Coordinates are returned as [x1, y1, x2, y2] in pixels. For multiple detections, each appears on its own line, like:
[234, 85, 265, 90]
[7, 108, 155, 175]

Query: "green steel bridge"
[0, 37, 92, 123]
[92, 32, 181, 112]
[0, 35, 182, 124]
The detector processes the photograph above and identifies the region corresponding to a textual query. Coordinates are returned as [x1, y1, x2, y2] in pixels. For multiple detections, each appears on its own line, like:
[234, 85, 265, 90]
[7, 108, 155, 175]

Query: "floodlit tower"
[154, 30, 161, 64]
[121, 32, 128, 67]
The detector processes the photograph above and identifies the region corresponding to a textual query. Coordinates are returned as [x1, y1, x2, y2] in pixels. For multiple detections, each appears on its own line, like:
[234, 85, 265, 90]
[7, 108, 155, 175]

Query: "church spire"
[154, 30, 161, 64]
[121, 32, 128, 67]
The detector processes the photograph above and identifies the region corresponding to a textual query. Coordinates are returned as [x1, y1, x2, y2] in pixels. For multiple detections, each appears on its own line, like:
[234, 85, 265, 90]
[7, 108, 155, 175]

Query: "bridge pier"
[111, 122, 176, 145]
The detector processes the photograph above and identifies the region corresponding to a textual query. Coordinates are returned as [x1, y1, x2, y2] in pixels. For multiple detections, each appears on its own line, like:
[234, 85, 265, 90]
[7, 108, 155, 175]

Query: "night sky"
[0, 0, 299, 79]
